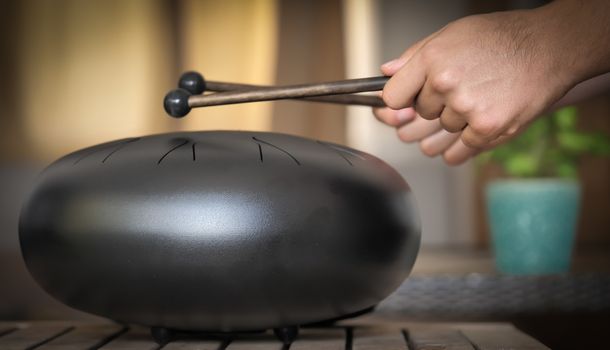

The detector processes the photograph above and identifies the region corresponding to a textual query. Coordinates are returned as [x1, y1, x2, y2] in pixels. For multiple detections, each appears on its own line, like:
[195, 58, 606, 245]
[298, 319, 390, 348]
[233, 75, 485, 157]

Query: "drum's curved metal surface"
[19, 131, 421, 332]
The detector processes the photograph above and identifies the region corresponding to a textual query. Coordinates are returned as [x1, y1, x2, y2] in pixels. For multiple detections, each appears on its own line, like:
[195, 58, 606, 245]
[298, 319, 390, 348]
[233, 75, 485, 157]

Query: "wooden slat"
[352, 327, 409, 350]
[226, 332, 282, 350]
[163, 338, 221, 350]
[99, 327, 159, 350]
[461, 326, 550, 350]
[0, 322, 73, 350]
[290, 327, 346, 350]
[0, 321, 552, 349]
[407, 329, 474, 350]
[0, 322, 21, 338]
[36, 324, 126, 349]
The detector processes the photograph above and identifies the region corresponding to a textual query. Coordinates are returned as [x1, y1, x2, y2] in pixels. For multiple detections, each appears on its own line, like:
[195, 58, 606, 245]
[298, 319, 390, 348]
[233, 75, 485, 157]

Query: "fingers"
[381, 37, 433, 109]
[396, 115, 442, 143]
[383, 54, 426, 110]
[419, 130, 460, 157]
[373, 107, 416, 127]
[483, 129, 521, 149]
[414, 81, 445, 120]
[371, 107, 481, 165]
[381, 28, 449, 110]
[411, 126, 479, 165]
[381, 57, 408, 77]
[437, 121, 518, 165]
[381, 36, 432, 76]
[447, 129, 518, 166]
[439, 107, 467, 132]
[460, 119, 504, 148]
[399, 118, 480, 165]
[442, 138, 479, 165]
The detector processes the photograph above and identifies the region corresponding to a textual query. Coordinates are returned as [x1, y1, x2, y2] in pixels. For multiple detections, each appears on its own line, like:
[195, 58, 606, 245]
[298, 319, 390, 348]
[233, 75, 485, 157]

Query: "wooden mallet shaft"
[189, 76, 389, 108]
[205, 81, 386, 107]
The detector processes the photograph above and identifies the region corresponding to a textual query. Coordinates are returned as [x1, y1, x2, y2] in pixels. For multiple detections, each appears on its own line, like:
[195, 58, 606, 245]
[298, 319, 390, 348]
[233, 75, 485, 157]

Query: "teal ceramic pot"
[486, 179, 581, 274]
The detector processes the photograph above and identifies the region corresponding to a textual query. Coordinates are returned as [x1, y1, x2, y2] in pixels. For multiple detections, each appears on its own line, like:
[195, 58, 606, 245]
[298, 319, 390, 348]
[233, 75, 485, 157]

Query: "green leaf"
[504, 153, 538, 177]
[557, 131, 610, 155]
[589, 133, 610, 155]
[556, 161, 578, 178]
[511, 117, 550, 149]
[557, 131, 595, 154]
[554, 106, 578, 131]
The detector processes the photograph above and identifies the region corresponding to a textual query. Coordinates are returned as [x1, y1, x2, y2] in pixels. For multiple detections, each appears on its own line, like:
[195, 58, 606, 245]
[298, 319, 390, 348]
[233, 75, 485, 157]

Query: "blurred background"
[1, 0, 609, 348]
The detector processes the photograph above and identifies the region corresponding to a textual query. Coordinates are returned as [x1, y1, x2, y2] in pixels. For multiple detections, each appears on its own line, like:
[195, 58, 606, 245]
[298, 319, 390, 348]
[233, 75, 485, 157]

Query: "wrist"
[531, 0, 610, 87]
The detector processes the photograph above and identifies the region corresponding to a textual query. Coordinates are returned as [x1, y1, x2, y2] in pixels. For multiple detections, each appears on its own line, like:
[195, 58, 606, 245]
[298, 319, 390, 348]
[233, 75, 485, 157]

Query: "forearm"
[552, 72, 610, 109]
[536, 0, 610, 87]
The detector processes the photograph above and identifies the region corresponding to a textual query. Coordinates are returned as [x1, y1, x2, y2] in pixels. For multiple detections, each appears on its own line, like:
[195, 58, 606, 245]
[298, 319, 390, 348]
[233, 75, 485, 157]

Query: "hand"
[374, 3, 597, 164]
[374, 72, 610, 165]
[373, 106, 479, 165]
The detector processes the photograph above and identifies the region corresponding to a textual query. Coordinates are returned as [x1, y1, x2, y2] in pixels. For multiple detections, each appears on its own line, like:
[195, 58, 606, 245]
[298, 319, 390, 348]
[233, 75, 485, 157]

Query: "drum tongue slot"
[252, 137, 301, 165]
[158, 140, 189, 164]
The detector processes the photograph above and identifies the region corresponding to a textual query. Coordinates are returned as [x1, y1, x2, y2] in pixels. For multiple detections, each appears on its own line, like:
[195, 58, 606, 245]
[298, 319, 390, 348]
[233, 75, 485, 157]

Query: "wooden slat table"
[0, 321, 550, 350]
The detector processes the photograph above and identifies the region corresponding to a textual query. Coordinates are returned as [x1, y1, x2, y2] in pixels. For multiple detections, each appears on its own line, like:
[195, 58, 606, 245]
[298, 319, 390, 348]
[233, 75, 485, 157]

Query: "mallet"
[176, 71, 385, 109]
[164, 72, 389, 118]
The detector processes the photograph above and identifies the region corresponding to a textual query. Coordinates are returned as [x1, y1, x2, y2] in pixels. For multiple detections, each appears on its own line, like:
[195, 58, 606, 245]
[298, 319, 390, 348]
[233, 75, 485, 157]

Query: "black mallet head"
[178, 71, 206, 95]
[163, 88, 191, 118]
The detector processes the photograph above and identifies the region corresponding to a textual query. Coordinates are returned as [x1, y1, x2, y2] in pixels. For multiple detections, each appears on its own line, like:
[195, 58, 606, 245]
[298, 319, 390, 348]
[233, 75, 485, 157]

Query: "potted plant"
[478, 106, 610, 274]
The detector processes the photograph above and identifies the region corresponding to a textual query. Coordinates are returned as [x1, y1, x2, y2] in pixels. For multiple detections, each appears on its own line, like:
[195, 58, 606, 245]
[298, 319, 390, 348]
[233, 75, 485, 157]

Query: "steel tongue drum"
[19, 131, 421, 344]
[19, 74, 421, 345]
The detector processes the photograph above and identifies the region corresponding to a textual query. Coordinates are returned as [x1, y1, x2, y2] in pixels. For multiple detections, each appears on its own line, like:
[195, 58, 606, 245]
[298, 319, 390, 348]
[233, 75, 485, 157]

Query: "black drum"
[19, 131, 420, 343]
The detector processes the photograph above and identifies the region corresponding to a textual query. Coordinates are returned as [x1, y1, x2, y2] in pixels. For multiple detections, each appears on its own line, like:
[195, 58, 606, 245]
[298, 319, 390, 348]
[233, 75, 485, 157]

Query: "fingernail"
[381, 58, 405, 71]
[396, 109, 413, 123]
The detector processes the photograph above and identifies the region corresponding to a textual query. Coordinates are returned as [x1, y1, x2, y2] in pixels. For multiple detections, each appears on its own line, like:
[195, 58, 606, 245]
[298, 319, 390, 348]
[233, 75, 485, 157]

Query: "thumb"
[380, 28, 443, 76]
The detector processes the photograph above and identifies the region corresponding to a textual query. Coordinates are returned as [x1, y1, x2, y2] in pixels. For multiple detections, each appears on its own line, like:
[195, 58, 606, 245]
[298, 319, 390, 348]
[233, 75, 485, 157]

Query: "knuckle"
[430, 70, 457, 93]
[461, 132, 485, 148]
[418, 109, 439, 121]
[469, 117, 501, 137]
[415, 102, 438, 120]
[382, 89, 405, 110]
[450, 92, 475, 114]
[439, 117, 463, 133]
